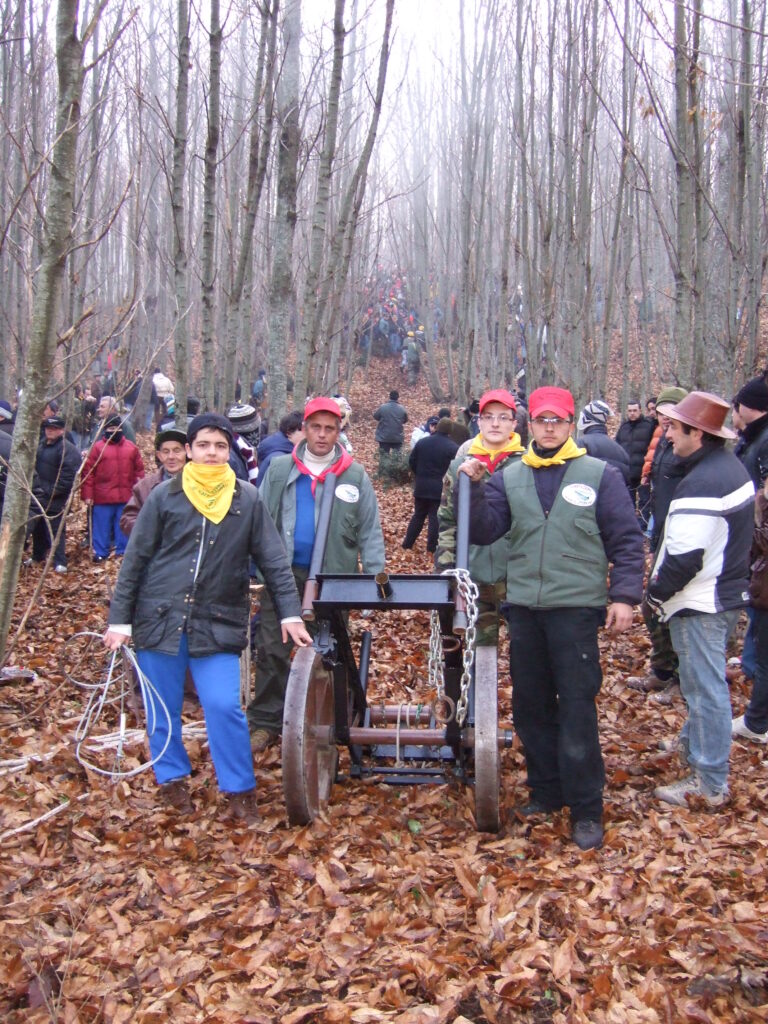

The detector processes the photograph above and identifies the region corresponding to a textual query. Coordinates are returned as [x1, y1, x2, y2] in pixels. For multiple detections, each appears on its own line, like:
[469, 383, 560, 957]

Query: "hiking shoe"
[225, 789, 259, 826]
[54, 564, 67, 574]
[92, 554, 107, 564]
[513, 798, 562, 818]
[649, 681, 681, 705]
[732, 714, 768, 744]
[572, 819, 604, 851]
[159, 779, 193, 814]
[654, 773, 727, 808]
[22, 558, 33, 568]
[250, 728, 279, 754]
[626, 672, 669, 693]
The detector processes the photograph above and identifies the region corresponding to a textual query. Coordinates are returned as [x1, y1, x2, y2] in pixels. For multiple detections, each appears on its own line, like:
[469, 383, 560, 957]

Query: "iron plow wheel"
[472, 645, 500, 832]
[282, 647, 338, 825]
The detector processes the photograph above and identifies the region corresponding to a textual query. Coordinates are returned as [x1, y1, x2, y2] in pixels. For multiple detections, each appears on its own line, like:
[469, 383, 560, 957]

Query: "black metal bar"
[301, 472, 338, 620]
[358, 630, 372, 694]
[313, 573, 454, 611]
[453, 471, 471, 633]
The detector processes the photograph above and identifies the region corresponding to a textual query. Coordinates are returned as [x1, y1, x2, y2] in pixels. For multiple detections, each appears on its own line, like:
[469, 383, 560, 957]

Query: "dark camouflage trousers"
[475, 581, 508, 646]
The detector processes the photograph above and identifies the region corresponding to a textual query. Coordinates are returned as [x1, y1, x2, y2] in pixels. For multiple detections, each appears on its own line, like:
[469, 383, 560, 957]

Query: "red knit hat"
[529, 386, 574, 419]
[479, 388, 517, 413]
[304, 396, 342, 421]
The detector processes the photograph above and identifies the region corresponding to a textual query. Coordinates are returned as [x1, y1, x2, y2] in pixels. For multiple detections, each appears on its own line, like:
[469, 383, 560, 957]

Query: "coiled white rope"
[67, 631, 173, 779]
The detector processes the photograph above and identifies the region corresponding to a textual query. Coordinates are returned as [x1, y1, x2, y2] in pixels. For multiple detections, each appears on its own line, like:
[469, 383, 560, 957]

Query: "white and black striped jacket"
[648, 446, 754, 619]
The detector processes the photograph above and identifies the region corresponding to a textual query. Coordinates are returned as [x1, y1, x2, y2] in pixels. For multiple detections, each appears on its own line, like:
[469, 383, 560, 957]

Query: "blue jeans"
[669, 610, 739, 793]
[137, 633, 255, 793]
[92, 503, 128, 556]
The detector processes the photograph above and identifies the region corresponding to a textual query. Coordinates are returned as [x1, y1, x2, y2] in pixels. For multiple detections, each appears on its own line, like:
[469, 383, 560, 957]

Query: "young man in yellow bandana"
[458, 386, 644, 851]
[436, 388, 525, 645]
[103, 413, 312, 823]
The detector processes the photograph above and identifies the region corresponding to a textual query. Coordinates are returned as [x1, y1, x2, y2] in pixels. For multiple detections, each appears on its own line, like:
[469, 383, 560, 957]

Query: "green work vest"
[262, 453, 367, 574]
[501, 455, 608, 608]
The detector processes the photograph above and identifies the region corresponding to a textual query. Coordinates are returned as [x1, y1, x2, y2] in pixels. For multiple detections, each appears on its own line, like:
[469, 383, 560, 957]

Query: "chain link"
[427, 568, 479, 727]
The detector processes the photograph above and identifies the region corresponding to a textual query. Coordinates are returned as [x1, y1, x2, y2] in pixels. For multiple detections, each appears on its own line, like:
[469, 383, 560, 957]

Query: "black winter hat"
[735, 373, 768, 413]
[187, 412, 234, 447]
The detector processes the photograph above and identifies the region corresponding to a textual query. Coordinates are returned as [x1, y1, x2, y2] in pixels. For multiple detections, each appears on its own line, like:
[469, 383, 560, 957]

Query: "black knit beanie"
[186, 412, 234, 447]
[735, 373, 768, 412]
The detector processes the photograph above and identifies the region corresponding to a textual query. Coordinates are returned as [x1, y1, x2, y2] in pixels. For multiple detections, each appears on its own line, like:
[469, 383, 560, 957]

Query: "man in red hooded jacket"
[81, 417, 144, 561]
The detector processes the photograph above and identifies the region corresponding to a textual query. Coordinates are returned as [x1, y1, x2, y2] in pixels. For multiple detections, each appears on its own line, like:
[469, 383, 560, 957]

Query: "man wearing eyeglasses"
[436, 389, 525, 645]
[458, 386, 644, 851]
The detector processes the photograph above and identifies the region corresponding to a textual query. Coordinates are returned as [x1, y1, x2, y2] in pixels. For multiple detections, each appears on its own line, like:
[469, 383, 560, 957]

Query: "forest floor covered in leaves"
[1, 357, 768, 1023]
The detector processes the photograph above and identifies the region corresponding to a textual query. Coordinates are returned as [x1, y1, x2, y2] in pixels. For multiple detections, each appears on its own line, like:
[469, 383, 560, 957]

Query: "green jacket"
[501, 456, 608, 607]
[260, 441, 385, 574]
[436, 450, 520, 585]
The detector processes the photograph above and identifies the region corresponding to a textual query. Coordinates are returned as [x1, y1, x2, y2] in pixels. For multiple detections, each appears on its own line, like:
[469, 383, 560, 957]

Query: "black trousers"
[28, 508, 67, 567]
[402, 496, 440, 552]
[506, 604, 606, 822]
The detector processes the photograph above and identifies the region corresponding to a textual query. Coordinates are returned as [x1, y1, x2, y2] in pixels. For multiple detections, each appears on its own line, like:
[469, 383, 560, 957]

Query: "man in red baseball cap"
[247, 396, 385, 751]
[458, 385, 644, 851]
[436, 388, 524, 645]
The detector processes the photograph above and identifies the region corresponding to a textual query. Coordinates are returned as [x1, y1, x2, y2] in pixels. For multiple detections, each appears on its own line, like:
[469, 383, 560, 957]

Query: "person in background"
[227, 403, 261, 485]
[120, 426, 187, 536]
[81, 417, 144, 562]
[255, 411, 305, 486]
[403, 418, 458, 555]
[576, 400, 629, 483]
[25, 415, 81, 573]
[103, 413, 311, 823]
[373, 389, 408, 453]
[615, 398, 655, 526]
[0, 400, 14, 436]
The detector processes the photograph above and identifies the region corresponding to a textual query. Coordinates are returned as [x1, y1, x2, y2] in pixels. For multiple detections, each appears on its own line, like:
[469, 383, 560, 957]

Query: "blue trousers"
[92, 503, 128, 557]
[137, 633, 255, 793]
[669, 609, 739, 793]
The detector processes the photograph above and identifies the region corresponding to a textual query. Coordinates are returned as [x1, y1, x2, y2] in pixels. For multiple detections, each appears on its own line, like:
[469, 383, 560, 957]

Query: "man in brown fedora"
[646, 391, 754, 807]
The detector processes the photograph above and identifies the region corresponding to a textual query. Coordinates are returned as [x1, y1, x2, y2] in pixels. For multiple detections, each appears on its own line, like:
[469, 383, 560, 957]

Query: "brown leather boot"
[159, 779, 193, 815]
[225, 788, 260, 826]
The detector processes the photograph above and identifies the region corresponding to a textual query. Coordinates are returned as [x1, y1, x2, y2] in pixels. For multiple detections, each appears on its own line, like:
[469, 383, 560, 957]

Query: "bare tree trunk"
[222, 0, 278, 409]
[295, 0, 346, 405]
[267, 0, 301, 422]
[171, 0, 190, 425]
[672, 0, 695, 386]
[0, 0, 94, 662]
[201, 0, 221, 410]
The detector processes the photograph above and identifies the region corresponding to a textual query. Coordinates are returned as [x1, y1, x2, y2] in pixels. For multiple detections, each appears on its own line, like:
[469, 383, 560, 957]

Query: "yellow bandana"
[522, 435, 586, 468]
[468, 433, 525, 460]
[182, 462, 236, 523]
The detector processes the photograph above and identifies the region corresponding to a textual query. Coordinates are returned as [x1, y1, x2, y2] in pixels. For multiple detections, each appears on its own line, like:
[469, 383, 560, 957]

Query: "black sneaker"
[572, 819, 603, 851]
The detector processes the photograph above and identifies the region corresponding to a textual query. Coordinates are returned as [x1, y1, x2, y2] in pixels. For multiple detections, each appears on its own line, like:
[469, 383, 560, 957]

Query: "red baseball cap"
[528, 386, 574, 419]
[304, 396, 342, 421]
[479, 388, 517, 414]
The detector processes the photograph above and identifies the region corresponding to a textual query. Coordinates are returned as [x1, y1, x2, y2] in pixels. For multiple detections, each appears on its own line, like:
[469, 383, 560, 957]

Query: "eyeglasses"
[479, 413, 514, 424]
[531, 416, 569, 426]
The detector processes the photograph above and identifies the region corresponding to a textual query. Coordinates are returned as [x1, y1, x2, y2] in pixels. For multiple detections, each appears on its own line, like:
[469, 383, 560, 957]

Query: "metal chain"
[427, 568, 479, 727]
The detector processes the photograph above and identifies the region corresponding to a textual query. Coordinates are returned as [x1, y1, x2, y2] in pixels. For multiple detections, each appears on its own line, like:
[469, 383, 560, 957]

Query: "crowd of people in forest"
[5, 350, 767, 849]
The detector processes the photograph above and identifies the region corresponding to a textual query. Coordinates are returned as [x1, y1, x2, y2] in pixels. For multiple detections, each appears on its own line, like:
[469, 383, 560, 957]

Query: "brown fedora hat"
[656, 390, 736, 439]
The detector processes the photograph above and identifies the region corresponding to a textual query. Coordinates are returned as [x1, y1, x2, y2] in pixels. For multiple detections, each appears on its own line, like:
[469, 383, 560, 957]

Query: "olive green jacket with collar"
[259, 441, 385, 575]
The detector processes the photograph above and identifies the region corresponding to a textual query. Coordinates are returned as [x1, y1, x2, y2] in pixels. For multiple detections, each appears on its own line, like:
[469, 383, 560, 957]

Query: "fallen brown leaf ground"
[1, 356, 768, 1023]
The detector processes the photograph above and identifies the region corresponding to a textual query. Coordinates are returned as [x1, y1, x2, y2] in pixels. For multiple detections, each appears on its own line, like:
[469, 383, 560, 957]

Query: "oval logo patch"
[335, 483, 360, 503]
[562, 483, 597, 507]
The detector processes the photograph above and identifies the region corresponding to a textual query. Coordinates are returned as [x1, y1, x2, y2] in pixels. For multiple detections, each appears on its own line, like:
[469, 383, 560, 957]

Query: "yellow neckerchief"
[522, 435, 586, 468]
[182, 462, 236, 523]
[468, 433, 525, 471]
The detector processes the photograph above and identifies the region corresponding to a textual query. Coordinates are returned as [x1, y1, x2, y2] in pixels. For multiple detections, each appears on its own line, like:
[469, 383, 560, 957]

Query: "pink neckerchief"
[292, 447, 354, 496]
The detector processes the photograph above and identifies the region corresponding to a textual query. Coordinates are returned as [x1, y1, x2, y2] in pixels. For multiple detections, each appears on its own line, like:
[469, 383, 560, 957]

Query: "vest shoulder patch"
[561, 482, 597, 507]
